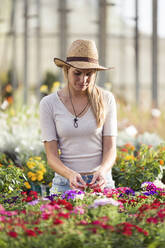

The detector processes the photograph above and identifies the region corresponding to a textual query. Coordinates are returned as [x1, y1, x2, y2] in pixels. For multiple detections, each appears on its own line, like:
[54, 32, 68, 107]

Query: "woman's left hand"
[89, 168, 107, 190]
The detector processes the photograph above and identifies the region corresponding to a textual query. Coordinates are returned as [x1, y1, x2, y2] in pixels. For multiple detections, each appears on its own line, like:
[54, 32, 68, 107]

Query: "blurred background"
[0, 0, 164, 107]
[0, 0, 165, 140]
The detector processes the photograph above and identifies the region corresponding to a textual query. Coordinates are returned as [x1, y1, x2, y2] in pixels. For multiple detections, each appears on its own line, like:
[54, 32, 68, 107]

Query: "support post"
[135, 0, 140, 105]
[23, 0, 29, 104]
[152, 0, 158, 107]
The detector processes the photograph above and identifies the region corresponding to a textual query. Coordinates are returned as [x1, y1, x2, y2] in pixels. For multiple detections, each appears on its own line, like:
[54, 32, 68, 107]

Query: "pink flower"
[72, 206, 85, 215]
[0, 204, 5, 212]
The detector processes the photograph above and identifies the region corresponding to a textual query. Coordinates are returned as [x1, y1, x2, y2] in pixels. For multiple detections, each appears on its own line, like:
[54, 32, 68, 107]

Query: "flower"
[25, 229, 37, 237]
[62, 190, 85, 200]
[159, 160, 164, 165]
[40, 85, 48, 93]
[89, 197, 121, 208]
[7, 231, 18, 238]
[24, 181, 31, 189]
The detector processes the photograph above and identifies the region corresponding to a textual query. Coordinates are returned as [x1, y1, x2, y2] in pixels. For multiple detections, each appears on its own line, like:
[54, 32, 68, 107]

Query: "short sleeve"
[103, 92, 118, 136]
[39, 97, 58, 142]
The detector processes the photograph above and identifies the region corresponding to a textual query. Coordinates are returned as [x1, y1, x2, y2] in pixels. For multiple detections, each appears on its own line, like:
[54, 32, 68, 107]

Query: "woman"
[39, 39, 117, 194]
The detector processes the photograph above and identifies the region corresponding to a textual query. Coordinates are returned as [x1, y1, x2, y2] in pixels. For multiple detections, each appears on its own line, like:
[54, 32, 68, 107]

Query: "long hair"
[63, 66, 106, 128]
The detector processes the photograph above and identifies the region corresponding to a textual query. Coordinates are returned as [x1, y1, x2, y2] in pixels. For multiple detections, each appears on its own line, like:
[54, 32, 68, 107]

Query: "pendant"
[74, 117, 78, 128]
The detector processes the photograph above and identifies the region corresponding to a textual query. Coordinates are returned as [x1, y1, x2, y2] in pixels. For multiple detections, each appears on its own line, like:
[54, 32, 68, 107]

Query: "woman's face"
[67, 67, 96, 92]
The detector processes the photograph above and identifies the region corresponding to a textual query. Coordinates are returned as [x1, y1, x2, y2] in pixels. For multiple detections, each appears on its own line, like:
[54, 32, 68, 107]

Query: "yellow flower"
[51, 81, 60, 92]
[40, 85, 48, 93]
[27, 161, 35, 169]
[41, 168, 46, 173]
[37, 170, 44, 176]
[125, 155, 135, 160]
[34, 156, 41, 161]
[49, 182, 52, 187]
[37, 175, 43, 181]
[24, 182, 31, 189]
[5, 84, 13, 93]
[27, 171, 35, 178]
[39, 163, 45, 171]
[58, 149, 61, 155]
[31, 175, 37, 181]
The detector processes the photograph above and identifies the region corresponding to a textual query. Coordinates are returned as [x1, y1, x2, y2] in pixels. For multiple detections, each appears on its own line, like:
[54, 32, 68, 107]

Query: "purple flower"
[28, 199, 39, 205]
[143, 190, 158, 196]
[62, 190, 84, 200]
[44, 194, 58, 201]
[125, 189, 135, 196]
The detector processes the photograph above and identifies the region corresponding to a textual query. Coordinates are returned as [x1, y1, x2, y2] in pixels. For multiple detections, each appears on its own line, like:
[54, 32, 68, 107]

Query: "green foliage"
[113, 144, 164, 190]
[0, 165, 26, 194]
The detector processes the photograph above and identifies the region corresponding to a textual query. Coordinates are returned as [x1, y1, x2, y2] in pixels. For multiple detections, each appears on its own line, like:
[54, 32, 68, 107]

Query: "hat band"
[66, 56, 98, 64]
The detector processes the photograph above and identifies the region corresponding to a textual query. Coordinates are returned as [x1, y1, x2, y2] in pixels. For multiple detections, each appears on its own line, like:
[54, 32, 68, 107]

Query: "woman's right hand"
[68, 171, 86, 190]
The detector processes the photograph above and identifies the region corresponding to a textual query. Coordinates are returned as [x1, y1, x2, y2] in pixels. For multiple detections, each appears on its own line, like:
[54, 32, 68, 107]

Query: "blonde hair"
[63, 66, 106, 128]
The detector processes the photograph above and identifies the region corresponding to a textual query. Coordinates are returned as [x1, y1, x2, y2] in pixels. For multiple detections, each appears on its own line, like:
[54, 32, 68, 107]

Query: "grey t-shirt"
[39, 89, 117, 173]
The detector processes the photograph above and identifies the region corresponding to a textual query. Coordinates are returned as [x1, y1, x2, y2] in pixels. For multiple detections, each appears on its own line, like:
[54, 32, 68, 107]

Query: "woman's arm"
[44, 140, 86, 189]
[89, 136, 117, 189]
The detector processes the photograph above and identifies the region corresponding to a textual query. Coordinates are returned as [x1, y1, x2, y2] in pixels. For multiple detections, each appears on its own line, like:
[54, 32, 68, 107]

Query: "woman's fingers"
[89, 173, 106, 189]
[69, 174, 86, 190]
[89, 174, 98, 186]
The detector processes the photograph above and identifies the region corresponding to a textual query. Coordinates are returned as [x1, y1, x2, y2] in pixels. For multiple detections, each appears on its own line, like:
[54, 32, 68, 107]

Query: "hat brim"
[54, 58, 114, 71]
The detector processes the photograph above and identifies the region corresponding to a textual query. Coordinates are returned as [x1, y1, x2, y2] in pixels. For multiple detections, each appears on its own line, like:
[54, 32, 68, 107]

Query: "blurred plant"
[113, 144, 162, 190]
[24, 155, 54, 187]
[0, 164, 27, 194]
[40, 71, 60, 97]
[0, 70, 18, 110]
[0, 105, 44, 164]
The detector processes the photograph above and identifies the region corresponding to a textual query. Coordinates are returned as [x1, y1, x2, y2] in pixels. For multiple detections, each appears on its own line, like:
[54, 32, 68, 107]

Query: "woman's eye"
[74, 72, 81, 76]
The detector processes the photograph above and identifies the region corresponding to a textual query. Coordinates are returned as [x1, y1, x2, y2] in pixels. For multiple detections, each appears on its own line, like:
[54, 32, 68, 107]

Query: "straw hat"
[54, 39, 113, 71]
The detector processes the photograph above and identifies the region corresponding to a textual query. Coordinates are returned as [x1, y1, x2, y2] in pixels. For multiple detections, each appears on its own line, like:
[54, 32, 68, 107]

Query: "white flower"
[151, 108, 161, 118]
[125, 125, 138, 137]
[89, 197, 121, 208]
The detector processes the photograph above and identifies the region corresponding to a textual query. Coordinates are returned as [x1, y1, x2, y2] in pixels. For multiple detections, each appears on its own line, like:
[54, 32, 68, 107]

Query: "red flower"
[8, 231, 18, 238]
[34, 227, 43, 235]
[101, 224, 114, 231]
[25, 229, 36, 237]
[78, 220, 88, 225]
[91, 220, 102, 225]
[57, 199, 68, 205]
[25, 196, 33, 202]
[21, 191, 27, 196]
[58, 212, 70, 219]
[138, 195, 148, 199]
[93, 188, 102, 193]
[121, 148, 128, 152]
[42, 212, 51, 220]
[53, 218, 63, 225]
[65, 203, 73, 211]
[135, 226, 148, 236]
[122, 229, 132, 236]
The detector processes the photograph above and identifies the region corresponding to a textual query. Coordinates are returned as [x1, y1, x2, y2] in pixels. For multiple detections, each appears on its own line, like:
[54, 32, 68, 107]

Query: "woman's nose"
[80, 74, 88, 83]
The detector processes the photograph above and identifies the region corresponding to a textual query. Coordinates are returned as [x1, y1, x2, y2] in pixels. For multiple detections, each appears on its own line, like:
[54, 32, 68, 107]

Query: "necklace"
[68, 85, 89, 128]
